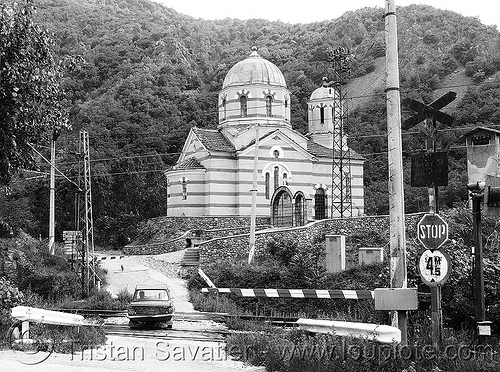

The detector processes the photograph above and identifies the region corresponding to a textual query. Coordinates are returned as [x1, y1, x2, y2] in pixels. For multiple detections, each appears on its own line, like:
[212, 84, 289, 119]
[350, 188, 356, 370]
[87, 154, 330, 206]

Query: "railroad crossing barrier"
[11, 306, 87, 342]
[198, 268, 216, 288]
[201, 287, 374, 299]
[11, 306, 86, 326]
[296, 318, 401, 344]
[96, 255, 125, 260]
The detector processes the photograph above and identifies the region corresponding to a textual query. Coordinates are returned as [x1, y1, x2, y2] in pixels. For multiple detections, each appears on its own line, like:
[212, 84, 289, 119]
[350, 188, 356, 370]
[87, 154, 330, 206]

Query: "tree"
[0, 0, 70, 185]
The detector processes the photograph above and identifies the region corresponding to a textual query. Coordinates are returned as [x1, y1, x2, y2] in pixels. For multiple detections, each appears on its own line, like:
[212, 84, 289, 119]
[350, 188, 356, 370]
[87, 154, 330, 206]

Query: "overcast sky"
[152, 0, 499, 29]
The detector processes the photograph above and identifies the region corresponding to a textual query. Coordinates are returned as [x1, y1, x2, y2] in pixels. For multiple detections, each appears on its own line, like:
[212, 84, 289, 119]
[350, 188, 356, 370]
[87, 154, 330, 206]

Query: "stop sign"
[417, 213, 449, 249]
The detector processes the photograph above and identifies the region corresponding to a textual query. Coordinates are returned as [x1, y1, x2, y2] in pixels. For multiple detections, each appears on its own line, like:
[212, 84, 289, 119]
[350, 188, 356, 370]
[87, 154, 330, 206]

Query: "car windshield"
[133, 289, 170, 301]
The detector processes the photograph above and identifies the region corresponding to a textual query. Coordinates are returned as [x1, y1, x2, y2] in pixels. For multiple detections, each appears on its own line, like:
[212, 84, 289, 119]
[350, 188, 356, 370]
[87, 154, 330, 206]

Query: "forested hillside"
[2, 0, 500, 247]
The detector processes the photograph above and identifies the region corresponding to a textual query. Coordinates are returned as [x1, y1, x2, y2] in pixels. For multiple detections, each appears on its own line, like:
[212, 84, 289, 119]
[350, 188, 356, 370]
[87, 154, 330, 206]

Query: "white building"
[164, 48, 365, 225]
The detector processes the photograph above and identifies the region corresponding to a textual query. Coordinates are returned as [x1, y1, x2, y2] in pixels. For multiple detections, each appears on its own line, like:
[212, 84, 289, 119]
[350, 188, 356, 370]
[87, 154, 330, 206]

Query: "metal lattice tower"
[77, 130, 96, 296]
[330, 47, 354, 218]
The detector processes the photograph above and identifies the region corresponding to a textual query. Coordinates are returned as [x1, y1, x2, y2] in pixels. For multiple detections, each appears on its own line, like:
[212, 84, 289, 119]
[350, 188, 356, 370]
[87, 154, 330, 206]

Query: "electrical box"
[324, 235, 345, 273]
[374, 288, 419, 311]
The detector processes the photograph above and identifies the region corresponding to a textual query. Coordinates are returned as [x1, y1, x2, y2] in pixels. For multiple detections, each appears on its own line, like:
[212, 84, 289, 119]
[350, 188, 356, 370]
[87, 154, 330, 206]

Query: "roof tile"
[194, 128, 235, 153]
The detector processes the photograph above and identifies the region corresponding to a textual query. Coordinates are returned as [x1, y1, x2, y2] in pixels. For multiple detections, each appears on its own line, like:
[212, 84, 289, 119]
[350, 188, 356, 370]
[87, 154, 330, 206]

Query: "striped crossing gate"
[201, 288, 374, 300]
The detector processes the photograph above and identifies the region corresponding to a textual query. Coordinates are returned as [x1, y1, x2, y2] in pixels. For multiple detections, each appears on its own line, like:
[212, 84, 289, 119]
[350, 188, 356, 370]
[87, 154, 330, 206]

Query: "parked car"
[127, 284, 175, 329]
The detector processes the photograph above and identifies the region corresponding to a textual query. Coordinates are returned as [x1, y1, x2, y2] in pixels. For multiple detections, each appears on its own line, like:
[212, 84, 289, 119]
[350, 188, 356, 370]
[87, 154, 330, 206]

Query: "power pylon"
[77, 129, 96, 297]
[330, 47, 354, 218]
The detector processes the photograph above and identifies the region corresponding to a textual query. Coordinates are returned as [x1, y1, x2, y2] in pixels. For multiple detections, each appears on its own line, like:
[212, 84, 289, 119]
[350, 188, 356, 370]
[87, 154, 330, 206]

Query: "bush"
[0, 277, 24, 346]
[11, 240, 81, 302]
[0, 277, 23, 310]
[59, 289, 130, 310]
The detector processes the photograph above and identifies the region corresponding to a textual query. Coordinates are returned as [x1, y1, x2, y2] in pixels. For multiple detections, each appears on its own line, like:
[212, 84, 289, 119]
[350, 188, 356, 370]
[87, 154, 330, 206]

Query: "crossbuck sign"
[417, 213, 449, 250]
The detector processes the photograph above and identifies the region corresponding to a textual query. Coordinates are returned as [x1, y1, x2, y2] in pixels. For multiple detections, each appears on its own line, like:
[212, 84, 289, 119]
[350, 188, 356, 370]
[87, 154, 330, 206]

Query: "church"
[164, 48, 365, 226]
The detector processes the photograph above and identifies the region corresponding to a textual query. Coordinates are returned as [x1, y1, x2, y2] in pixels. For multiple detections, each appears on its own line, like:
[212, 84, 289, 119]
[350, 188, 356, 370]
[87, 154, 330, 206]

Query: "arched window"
[240, 95, 247, 117]
[283, 173, 288, 185]
[320, 106, 325, 124]
[274, 166, 279, 191]
[315, 188, 326, 220]
[265, 172, 270, 199]
[266, 95, 272, 117]
[222, 97, 227, 120]
[295, 194, 305, 226]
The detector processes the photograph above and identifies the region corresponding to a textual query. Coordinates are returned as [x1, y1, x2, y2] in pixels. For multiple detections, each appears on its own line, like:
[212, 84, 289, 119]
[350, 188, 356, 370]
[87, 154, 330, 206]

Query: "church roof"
[194, 127, 235, 153]
[170, 157, 205, 171]
[307, 140, 365, 160]
[222, 48, 286, 88]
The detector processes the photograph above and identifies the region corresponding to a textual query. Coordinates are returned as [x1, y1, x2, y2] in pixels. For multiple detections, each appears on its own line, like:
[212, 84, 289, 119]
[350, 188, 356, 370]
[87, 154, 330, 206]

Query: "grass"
[226, 328, 500, 372]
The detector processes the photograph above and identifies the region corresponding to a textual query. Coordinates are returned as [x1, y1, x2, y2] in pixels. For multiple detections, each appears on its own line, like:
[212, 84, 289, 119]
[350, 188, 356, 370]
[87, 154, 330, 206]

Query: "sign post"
[416, 213, 449, 351]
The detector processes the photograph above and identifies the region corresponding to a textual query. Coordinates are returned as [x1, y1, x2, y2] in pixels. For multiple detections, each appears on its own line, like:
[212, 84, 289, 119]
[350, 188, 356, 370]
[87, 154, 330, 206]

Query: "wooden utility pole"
[385, 0, 408, 345]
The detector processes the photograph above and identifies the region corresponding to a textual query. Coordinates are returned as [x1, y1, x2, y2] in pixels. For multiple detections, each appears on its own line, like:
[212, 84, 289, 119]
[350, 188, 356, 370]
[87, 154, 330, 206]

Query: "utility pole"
[78, 130, 96, 297]
[248, 126, 259, 265]
[329, 48, 353, 218]
[385, 0, 408, 345]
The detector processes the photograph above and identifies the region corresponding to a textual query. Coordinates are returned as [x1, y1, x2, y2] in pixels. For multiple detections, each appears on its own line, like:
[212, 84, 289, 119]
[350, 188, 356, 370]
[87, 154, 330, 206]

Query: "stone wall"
[199, 213, 425, 267]
[123, 216, 271, 255]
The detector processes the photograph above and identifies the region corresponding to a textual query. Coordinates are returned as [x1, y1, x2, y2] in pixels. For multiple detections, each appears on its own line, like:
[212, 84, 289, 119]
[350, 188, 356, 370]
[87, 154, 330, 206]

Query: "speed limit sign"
[418, 249, 451, 286]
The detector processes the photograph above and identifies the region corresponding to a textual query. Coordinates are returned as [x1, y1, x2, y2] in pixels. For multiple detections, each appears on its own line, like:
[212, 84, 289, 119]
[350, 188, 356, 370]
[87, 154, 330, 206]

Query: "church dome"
[310, 78, 336, 100]
[222, 48, 287, 88]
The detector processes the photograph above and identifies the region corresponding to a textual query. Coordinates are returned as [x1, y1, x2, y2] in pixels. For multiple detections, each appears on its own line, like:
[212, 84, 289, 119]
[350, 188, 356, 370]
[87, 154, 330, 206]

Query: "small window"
[222, 97, 227, 120]
[285, 98, 288, 108]
[320, 106, 325, 124]
[240, 95, 247, 117]
[283, 173, 288, 185]
[181, 177, 187, 200]
[274, 166, 279, 191]
[273, 149, 280, 158]
[265, 173, 270, 199]
[266, 95, 272, 117]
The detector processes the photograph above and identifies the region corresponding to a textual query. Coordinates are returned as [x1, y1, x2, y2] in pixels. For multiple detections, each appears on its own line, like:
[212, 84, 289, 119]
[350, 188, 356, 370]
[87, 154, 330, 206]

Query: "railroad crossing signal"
[402, 91, 456, 130]
[417, 213, 449, 250]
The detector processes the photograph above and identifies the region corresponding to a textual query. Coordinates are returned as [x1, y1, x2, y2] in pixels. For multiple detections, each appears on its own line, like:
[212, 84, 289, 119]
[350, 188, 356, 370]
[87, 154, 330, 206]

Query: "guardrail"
[296, 318, 401, 344]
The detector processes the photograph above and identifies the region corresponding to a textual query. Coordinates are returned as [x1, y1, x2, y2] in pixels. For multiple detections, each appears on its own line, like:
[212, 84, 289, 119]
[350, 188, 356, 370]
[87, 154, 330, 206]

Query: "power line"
[37, 151, 182, 167]
[59, 77, 500, 134]
[45, 142, 475, 180]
